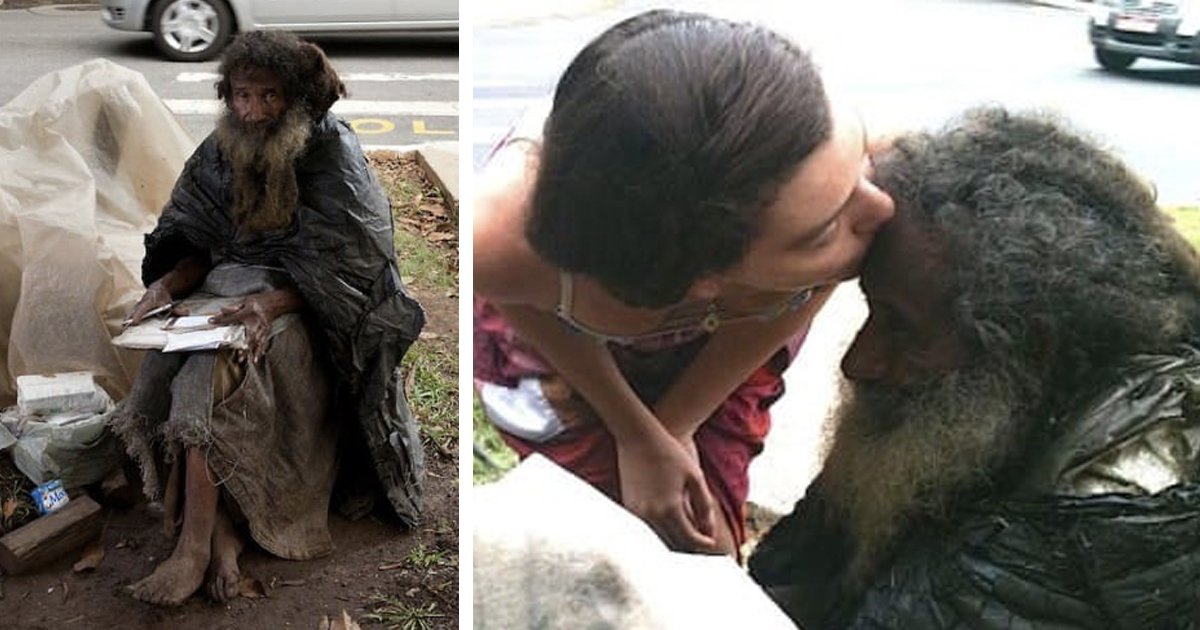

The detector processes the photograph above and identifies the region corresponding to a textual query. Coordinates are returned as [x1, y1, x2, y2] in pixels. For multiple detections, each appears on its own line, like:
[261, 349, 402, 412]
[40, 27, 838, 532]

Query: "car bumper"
[99, 0, 150, 32]
[1090, 16, 1200, 65]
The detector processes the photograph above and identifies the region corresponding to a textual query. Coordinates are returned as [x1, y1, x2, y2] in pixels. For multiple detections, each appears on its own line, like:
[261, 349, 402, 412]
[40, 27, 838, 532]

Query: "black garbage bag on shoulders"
[142, 112, 427, 526]
[750, 347, 1200, 629]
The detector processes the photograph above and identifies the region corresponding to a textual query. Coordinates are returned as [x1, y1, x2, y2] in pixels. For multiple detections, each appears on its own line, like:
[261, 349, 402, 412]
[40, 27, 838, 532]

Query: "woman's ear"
[685, 275, 721, 301]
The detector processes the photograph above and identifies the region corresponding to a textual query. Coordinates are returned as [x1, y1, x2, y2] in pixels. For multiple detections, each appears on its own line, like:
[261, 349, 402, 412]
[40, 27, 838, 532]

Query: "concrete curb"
[415, 141, 459, 210]
[366, 141, 459, 211]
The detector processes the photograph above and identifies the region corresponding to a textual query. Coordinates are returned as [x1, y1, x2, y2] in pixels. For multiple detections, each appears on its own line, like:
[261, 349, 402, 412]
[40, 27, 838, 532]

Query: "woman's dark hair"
[526, 10, 832, 308]
[874, 107, 1200, 409]
[216, 31, 346, 119]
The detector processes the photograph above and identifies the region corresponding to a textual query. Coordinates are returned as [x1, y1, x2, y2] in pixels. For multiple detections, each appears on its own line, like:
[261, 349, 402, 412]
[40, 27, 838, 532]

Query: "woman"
[474, 10, 894, 556]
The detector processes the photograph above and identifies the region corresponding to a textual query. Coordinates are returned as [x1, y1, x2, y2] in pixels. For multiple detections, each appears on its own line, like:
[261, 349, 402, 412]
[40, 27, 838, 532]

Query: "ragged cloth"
[137, 113, 426, 524]
[112, 264, 336, 559]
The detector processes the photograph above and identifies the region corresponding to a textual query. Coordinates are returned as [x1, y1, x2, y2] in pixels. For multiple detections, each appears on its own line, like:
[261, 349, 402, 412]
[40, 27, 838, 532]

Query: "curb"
[365, 142, 460, 211]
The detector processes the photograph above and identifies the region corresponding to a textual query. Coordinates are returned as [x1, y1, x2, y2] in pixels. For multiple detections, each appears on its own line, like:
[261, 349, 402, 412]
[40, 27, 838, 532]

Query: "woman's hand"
[616, 429, 718, 553]
[208, 288, 303, 364]
[125, 283, 173, 327]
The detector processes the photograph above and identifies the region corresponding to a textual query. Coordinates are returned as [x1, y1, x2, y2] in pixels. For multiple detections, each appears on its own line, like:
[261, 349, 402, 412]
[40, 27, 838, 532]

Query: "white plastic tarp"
[473, 455, 796, 629]
[0, 59, 194, 406]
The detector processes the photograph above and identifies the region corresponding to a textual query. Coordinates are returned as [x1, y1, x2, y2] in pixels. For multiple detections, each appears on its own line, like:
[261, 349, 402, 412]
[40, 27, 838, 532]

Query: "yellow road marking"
[412, 120, 455, 136]
[350, 118, 396, 134]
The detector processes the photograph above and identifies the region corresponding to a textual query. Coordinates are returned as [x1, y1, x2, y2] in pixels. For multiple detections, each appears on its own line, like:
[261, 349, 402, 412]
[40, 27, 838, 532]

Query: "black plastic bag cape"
[142, 112, 427, 526]
[750, 347, 1200, 629]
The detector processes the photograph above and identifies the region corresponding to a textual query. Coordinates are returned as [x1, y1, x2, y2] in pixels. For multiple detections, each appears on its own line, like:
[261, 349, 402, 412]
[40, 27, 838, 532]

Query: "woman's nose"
[852, 182, 895, 236]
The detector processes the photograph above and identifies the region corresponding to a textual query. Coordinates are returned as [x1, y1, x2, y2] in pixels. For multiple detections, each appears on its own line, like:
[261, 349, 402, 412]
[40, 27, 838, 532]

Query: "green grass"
[365, 598, 446, 630]
[371, 153, 458, 457]
[394, 227, 457, 293]
[379, 159, 456, 293]
[472, 396, 519, 484]
[1165, 206, 1200, 250]
[405, 542, 450, 571]
[401, 329, 457, 456]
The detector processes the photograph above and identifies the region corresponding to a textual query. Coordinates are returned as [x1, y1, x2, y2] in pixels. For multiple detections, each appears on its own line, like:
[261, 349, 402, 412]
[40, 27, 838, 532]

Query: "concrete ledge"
[415, 141, 459, 210]
[365, 141, 459, 212]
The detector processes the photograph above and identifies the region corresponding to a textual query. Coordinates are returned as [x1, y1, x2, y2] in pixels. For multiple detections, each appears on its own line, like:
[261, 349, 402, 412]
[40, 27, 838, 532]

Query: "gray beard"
[818, 363, 1033, 588]
[214, 105, 312, 235]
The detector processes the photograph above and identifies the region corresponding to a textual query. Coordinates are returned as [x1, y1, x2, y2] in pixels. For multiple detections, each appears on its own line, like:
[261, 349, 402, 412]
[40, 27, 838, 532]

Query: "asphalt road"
[472, 0, 1200, 512]
[474, 0, 1200, 206]
[0, 3, 459, 148]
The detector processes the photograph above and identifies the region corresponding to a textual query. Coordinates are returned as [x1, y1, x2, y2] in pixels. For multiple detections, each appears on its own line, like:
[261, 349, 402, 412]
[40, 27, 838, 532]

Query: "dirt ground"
[0, 153, 459, 630]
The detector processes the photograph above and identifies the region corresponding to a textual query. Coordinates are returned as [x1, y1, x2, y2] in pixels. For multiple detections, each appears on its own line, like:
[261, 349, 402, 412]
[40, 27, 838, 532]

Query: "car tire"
[150, 0, 234, 62]
[1095, 48, 1136, 72]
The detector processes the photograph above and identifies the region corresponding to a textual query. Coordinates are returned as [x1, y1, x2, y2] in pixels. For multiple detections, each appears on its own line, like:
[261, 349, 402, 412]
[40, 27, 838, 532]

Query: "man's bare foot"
[206, 508, 245, 603]
[128, 545, 209, 606]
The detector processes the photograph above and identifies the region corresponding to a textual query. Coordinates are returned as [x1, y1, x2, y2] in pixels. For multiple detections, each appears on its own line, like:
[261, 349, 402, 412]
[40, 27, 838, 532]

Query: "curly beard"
[818, 362, 1035, 590]
[214, 105, 312, 235]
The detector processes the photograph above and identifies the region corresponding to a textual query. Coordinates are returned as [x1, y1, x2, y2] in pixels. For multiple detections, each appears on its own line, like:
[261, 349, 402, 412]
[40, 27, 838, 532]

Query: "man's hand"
[208, 288, 303, 364]
[125, 283, 173, 327]
[616, 430, 718, 553]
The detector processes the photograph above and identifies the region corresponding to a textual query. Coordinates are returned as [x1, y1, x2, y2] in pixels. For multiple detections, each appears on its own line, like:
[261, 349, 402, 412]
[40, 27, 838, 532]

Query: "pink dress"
[474, 295, 810, 548]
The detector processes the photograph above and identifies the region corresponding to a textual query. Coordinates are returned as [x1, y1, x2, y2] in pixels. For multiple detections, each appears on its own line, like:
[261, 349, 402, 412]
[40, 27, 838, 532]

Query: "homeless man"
[109, 31, 425, 606]
[749, 108, 1200, 628]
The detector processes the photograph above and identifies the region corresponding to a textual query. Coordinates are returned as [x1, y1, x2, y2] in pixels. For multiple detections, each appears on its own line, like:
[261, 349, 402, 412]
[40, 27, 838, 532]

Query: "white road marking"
[362, 143, 426, 153]
[164, 99, 459, 117]
[175, 72, 458, 83]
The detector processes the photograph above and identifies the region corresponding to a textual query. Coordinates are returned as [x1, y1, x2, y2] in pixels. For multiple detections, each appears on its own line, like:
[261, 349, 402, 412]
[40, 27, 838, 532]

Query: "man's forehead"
[861, 214, 946, 292]
[230, 68, 281, 86]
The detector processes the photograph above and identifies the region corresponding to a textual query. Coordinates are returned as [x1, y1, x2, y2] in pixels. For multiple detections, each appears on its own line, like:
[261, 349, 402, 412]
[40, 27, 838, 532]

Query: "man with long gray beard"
[749, 108, 1200, 628]
[110, 31, 424, 606]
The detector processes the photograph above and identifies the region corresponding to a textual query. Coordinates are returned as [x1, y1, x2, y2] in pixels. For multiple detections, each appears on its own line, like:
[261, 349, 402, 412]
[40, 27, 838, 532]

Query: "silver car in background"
[1088, 0, 1200, 71]
[100, 0, 458, 62]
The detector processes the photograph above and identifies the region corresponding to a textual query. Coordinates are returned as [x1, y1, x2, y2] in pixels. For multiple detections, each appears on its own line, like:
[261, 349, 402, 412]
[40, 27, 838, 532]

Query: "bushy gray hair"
[874, 107, 1200, 414]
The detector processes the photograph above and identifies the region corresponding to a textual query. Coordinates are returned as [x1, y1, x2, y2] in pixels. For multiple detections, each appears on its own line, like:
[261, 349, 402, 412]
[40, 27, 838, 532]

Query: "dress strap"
[556, 271, 575, 318]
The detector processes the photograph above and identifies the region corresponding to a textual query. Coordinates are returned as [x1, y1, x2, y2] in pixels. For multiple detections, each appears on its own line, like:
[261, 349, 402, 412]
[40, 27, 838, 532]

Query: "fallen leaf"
[418, 331, 440, 340]
[2, 500, 15, 520]
[237, 577, 267, 599]
[72, 541, 105, 572]
[420, 204, 447, 218]
[329, 610, 361, 630]
[428, 232, 457, 243]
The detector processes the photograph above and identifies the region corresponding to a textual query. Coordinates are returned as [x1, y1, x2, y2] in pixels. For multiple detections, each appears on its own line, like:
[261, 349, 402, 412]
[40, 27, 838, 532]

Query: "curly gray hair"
[874, 107, 1200, 414]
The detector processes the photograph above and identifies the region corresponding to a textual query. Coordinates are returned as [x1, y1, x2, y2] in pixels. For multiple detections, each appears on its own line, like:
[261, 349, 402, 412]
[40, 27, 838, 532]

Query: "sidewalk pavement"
[747, 281, 867, 515]
[475, 0, 622, 27]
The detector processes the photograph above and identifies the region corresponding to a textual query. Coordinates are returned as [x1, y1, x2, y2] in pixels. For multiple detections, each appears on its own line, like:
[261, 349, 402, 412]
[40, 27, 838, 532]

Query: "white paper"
[162, 327, 239, 352]
[165, 316, 217, 330]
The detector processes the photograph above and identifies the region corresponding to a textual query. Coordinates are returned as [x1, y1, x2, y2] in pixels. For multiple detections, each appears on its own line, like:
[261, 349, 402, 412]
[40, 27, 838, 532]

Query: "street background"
[473, 0, 1200, 514]
[0, 2, 459, 148]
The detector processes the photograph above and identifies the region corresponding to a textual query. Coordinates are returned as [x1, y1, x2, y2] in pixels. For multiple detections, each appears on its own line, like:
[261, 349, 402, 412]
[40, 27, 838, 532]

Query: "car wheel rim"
[160, 0, 219, 54]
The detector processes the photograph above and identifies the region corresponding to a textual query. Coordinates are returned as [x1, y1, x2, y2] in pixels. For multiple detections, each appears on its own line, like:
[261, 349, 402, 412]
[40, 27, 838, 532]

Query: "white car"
[1088, 0, 1200, 71]
[100, 0, 458, 62]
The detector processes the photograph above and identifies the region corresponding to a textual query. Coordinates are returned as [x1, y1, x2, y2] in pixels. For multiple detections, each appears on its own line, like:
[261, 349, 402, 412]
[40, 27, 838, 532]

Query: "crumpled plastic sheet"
[0, 59, 195, 406]
[1, 387, 119, 488]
